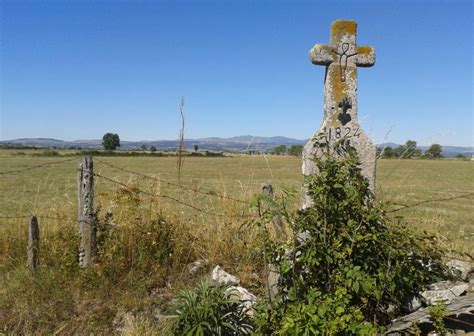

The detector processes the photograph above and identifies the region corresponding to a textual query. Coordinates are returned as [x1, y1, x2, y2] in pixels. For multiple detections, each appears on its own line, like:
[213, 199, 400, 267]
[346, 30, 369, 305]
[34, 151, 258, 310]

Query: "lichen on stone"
[331, 20, 357, 43]
[357, 45, 373, 55]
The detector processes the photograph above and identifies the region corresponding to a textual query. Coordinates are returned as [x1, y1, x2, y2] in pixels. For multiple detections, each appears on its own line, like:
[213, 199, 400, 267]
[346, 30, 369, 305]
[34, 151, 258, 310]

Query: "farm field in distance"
[0, 149, 472, 255]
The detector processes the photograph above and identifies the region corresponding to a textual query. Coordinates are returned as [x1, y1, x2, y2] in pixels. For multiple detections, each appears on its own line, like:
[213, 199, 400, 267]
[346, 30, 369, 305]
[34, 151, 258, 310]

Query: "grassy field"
[1, 149, 472, 253]
[0, 149, 473, 333]
[377, 158, 473, 255]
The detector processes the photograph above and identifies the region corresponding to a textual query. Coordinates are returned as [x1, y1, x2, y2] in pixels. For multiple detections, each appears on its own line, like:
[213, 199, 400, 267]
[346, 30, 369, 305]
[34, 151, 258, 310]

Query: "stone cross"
[302, 20, 376, 208]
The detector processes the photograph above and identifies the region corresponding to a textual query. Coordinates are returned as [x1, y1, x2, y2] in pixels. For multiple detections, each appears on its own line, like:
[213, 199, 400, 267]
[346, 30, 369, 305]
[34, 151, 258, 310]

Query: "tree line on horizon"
[271, 144, 303, 156]
[378, 140, 444, 159]
[270, 141, 457, 159]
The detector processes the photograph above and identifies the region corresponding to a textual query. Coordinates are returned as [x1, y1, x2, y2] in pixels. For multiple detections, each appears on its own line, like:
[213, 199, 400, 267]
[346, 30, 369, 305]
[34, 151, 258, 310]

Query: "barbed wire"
[1, 191, 471, 245]
[1, 156, 471, 223]
[94, 158, 251, 205]
[78, 219, 122, 230]
[91, 171, 252, 218]
[0, 215, 32, 219]
[0, 214, 71, 220]
[0, 216, 121, 231]
[0, 157, 77, 176]
[386, 192, 474, 213]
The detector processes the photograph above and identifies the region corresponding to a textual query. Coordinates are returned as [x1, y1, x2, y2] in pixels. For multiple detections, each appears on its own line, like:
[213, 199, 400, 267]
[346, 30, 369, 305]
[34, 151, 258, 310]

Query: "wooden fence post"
[27, 215, 39, 272]
[78, 156, 96, 267]
[261, 183, 284, 302]
[261, 182, 284, 237]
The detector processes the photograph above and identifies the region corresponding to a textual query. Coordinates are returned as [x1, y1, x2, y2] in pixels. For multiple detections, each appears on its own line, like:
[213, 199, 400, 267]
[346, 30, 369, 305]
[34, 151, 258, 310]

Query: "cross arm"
[355, 45, 375, 67]
[309, 44, 334, 66]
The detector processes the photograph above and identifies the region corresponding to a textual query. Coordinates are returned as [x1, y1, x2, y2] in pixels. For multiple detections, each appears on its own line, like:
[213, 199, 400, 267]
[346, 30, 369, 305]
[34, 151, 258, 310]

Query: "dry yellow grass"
[0, 150, 472, 254]
[1, 150, 473, 333]
[376, 159, 474, 256]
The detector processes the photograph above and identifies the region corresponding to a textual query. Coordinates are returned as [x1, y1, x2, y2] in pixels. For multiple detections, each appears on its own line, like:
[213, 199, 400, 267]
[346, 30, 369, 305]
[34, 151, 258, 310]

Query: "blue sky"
[1, 0, 472, 146]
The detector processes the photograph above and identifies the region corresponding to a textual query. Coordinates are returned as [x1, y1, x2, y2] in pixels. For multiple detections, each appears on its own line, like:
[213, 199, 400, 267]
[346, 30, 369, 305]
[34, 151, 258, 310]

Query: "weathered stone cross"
[302, 20, 376, 208]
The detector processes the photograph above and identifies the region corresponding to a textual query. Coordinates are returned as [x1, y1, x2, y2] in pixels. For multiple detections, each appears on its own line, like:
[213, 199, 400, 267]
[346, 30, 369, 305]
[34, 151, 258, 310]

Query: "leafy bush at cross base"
[253, 140, 451, 335]
[167, 280, 254, 335]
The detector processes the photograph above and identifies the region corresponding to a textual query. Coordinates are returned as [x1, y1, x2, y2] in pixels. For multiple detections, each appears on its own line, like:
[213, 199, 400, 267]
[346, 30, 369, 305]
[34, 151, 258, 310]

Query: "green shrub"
[428, 302, 448, 333]
[253, 140, 450, 335]
[94, 188, 175, 282]
[168, 280, 254, 335]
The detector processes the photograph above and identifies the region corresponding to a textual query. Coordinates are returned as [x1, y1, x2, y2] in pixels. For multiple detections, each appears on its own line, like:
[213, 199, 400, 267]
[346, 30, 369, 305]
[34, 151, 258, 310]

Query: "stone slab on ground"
[211, 265, 240, 286]
[385, 293, 474, 335]
[421, 281, 469, 305]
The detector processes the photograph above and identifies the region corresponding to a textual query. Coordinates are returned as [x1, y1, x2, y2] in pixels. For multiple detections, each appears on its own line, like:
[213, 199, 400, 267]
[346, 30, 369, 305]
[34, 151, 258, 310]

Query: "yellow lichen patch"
[357, 45, 373, 55]
[350, 68, 357, 80]
[327, 65, 356, 127]
[319, 45, 333, 53]
[331, 20, 357, 42]
[328, 66, 350, 102]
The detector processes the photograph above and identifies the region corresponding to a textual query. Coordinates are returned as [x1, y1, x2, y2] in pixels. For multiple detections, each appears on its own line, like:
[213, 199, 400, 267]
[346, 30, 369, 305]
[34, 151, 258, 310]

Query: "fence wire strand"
[0, 216, 121, 231]
[387, 192, 474, 213]
[90, 170, 250, 218]
[0, 157, 77, 176]
[0, 214, 71, 220]
[0, 155, 472, 224]
[94, 158, 251, 205]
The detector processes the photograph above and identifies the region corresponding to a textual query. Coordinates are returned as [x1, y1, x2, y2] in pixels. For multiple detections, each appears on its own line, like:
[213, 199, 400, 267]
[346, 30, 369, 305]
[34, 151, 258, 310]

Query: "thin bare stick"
[177, 96, 185, 182]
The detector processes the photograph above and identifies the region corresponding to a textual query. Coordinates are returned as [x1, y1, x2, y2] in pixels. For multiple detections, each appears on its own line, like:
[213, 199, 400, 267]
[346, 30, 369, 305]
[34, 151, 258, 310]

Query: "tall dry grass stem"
[177, 96, 185, 182]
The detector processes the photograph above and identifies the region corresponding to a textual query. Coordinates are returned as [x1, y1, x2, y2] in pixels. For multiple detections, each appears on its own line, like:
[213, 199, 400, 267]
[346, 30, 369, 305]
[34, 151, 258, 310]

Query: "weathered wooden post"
[27, 215, 39, 272]
[78, 156, 96, 267]
[261, 182, 284, 238]
[261, 182, 285, 302]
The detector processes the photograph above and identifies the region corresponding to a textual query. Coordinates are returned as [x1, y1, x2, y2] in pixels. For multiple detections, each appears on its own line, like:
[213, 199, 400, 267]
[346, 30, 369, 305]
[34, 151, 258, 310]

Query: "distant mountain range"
[1, 137, 473, 157]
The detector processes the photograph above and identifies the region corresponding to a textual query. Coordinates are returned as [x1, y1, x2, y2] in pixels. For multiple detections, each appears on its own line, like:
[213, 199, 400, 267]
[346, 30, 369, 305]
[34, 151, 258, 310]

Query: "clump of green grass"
[167, 279, 254, 335]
